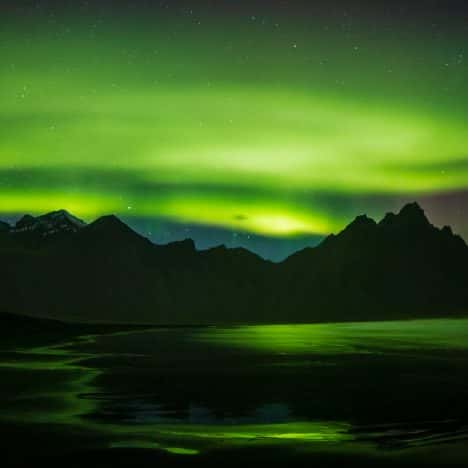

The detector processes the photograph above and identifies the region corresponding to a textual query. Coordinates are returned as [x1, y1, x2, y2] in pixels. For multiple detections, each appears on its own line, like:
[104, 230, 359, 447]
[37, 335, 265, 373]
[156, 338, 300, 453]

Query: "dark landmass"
[0, 311, 154, 349]
[0, 203, 467, 324]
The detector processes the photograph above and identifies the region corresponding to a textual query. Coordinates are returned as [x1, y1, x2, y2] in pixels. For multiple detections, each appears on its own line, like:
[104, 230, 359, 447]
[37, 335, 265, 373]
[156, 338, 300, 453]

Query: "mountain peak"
[39, 209, 86, 228]
[398, 202, 426, 219]
[13, 209, 86, 236]
[72, 215, 152, 253]
[348, 214, 377, 229]
[85, 215, 148, 243]
[379, 202, 430, 229]
[87, 215, 132, 233]
[337, 214, 377, 240]
[43, 209, 77, 219]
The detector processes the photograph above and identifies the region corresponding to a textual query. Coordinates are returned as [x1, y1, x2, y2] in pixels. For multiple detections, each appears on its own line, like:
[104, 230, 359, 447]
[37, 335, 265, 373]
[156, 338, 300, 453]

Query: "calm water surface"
[2, 319, 468, 463]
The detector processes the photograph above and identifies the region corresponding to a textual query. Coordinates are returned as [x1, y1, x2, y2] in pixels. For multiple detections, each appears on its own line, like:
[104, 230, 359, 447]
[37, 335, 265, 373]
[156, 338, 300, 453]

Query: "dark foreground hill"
[0, 310, 150, 348]
[0, 204, 467, 324]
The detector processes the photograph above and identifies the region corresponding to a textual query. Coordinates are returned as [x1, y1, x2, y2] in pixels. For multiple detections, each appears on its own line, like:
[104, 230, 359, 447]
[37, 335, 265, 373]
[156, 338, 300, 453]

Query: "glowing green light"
[165, 447, 200, 455]
[194, 319, 468, 355]
[0, 332, 350, 454]
[1, 15, 467, 235]
[110, 441, 200, 455]
[3, 320, 468, 457]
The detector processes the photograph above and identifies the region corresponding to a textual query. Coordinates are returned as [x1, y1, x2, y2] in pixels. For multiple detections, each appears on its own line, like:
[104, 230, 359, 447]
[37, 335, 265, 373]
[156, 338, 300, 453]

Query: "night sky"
[1, 1, 467, 260]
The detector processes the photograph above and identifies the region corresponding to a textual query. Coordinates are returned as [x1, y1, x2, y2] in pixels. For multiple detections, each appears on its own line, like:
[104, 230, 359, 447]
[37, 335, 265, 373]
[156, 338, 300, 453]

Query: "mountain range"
[0, 203, 467, 324]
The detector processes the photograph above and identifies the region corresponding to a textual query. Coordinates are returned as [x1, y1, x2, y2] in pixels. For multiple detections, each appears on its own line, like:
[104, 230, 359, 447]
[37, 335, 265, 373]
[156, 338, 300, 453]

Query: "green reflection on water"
[108, 421, 349, 454]
[165, 447, 200, 455]
[0, 331, 350, 456]
[0, 336, 101, 425]
[153, 421, 350, 443]
[110, 440, 200, 455]
[3, 318, 468, 457]
[194, 319, 468, 355]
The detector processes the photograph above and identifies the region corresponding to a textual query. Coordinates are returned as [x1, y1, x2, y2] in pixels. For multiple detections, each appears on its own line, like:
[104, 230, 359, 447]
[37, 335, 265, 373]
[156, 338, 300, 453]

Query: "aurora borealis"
[1, 1, 467, 259]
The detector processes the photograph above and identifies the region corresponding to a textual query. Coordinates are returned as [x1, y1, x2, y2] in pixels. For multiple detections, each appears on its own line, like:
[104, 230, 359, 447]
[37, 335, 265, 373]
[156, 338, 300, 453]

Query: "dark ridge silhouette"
[0, 203, 466, 324]
[14, 209, 86, 233]
[0, 310, 149, 348]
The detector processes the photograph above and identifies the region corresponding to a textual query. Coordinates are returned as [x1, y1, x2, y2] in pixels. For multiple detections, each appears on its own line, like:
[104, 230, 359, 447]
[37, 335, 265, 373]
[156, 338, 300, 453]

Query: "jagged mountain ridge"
[5, 210, 87, 249]
[13, 209, 86, 233]
[0, 203, 467, 324]
[277, 202, 467, 321]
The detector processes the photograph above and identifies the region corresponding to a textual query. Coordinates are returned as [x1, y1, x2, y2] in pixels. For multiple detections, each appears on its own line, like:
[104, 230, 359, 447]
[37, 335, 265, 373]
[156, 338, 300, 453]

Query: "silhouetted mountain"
[8, 209, 86, 249]
[279, 203, 468, 321]
[0, 220, 9, 232]
[0, 203, 466, 324]
[14, 209, 85, 234]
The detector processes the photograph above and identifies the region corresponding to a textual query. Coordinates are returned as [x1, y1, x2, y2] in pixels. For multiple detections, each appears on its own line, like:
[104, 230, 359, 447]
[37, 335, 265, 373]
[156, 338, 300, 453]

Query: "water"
[2, 319, 468, 464]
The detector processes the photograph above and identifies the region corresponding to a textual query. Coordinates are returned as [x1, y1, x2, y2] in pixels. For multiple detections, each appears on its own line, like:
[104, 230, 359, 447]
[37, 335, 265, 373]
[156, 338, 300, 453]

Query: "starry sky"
[1, 0, 467, 260]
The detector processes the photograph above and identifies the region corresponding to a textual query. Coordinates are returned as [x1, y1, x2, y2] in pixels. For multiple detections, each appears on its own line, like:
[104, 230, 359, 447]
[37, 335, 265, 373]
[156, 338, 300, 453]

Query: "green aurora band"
[1, 5, 467, 240]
